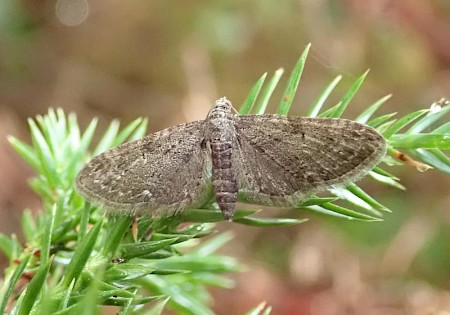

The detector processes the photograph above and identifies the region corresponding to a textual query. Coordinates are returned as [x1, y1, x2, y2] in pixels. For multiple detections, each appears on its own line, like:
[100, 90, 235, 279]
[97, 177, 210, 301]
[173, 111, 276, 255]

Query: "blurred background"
[1, 0, 449, 314]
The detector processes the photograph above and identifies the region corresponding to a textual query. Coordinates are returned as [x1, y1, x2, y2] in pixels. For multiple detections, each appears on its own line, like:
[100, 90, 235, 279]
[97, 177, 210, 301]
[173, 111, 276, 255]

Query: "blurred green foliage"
[1, 47, 449, 313]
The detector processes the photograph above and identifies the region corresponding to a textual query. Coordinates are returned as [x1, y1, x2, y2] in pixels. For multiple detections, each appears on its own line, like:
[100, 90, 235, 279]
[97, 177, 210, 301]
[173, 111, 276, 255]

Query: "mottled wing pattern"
[75, 121, 211, 216]
[233, 115, 387, 207]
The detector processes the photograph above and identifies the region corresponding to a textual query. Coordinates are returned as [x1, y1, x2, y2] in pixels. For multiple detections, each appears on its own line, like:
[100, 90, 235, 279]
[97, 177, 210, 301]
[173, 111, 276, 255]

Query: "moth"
[75, 97, 386, 221]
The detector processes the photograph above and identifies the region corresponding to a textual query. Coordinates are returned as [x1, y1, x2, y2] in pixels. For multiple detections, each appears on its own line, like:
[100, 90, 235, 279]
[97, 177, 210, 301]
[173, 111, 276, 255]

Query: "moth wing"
[76, 121, 211, 216]
[233, 115, 386, 207]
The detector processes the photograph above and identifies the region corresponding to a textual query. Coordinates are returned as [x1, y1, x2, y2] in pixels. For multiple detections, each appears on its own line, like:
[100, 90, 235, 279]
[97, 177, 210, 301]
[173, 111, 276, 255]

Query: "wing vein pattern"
[76, 120, 211, 216]
[233, 115, 386, 207]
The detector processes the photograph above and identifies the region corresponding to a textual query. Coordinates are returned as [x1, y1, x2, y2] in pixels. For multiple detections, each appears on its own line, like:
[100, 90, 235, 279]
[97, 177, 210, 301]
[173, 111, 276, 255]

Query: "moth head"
[215, 97, 232, 109]
[207, 97, 233, 118]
